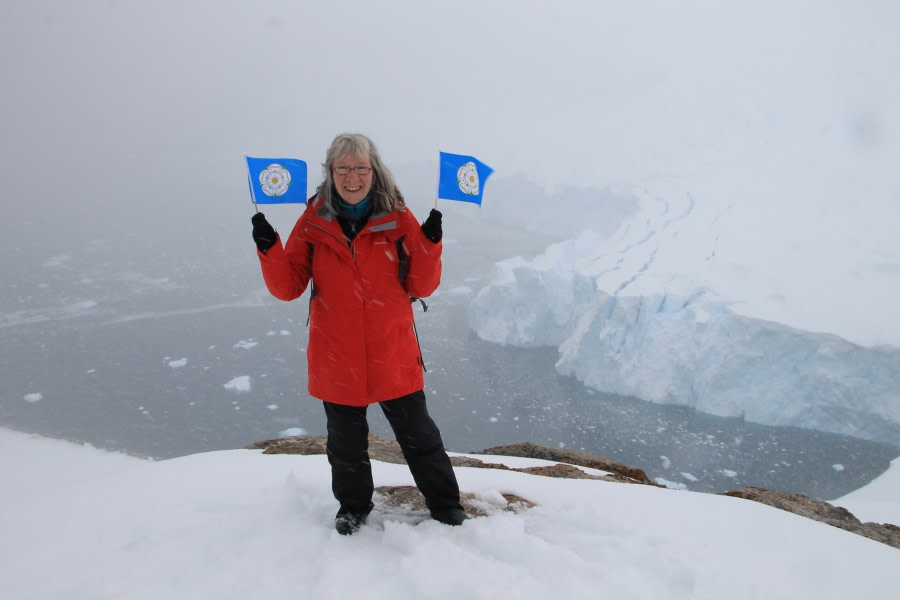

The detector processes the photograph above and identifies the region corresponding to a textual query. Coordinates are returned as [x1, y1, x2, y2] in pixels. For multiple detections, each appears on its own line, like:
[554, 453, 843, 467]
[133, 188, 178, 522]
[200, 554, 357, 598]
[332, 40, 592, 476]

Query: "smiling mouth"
[344, 185, 363, 192]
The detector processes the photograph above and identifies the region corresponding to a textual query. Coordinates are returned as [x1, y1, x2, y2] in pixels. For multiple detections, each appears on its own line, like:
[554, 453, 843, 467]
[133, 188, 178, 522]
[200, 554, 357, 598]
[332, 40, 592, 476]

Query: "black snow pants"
[323, 389, 462, 515]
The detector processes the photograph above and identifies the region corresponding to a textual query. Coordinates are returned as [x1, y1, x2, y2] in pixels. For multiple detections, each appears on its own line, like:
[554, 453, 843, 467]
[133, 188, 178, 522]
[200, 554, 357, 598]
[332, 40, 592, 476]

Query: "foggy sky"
[2, 0, 899, 336]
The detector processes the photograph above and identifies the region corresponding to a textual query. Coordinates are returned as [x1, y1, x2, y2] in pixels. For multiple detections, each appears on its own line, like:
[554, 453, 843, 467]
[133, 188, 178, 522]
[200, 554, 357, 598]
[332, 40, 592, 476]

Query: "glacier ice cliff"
[469, 185, 900, 447]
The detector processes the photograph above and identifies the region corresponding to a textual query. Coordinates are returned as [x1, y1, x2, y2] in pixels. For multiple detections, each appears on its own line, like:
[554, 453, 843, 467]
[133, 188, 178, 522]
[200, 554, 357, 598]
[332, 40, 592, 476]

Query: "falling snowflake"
[456, 161, 479, 195]
[259, 164, 292, 197]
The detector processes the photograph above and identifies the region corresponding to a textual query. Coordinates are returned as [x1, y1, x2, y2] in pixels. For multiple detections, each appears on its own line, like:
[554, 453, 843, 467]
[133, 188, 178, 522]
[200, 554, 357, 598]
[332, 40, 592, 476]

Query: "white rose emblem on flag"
[259, 164, 292, 197]
[456, 161, 480, 196]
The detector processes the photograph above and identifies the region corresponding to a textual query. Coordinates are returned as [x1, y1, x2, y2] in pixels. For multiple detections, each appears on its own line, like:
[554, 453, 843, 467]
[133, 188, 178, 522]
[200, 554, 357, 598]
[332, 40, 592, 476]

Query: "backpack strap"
[396, 237, 428, 372]
[306, 242, 316, 326]
[396, 238, 428, 312]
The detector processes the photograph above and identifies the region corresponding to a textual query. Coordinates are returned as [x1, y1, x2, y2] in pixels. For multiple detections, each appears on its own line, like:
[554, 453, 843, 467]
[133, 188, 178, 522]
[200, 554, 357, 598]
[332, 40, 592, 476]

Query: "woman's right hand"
[420, 209, 442, 243]
[251, 212, 277, 253]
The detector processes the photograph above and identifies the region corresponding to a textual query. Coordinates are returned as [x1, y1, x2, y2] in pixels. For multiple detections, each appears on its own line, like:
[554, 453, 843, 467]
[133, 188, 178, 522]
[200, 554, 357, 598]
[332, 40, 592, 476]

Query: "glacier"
[470, 182, 900, 447]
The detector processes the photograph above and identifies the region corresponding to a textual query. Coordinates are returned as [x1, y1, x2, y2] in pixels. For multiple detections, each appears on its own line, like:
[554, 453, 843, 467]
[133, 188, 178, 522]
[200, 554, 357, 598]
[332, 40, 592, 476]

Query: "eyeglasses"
[332, 166, 372, 176]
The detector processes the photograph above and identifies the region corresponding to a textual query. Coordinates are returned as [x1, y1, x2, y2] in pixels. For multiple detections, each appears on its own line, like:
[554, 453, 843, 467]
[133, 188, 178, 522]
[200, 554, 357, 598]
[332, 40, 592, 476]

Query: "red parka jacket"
[256, 196, 441, 406]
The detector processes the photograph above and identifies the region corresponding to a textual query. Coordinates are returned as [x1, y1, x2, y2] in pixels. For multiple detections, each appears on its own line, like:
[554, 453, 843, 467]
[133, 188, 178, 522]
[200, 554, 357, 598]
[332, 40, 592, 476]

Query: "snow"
[0, 430, 900, 600]
[836, 457, 900, 526]
[1, 427, 898, 600]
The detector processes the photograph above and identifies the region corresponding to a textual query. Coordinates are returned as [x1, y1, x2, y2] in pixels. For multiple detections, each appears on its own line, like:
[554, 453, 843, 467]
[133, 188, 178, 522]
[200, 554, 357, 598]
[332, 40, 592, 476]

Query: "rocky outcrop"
[376, 485, 534, 518]
[248, 434, 405, 464]
[476, 441, 656, 486]
[246, 435, 654, 485]
[723, 487, 900, 550]
[247, 435, 898, 549]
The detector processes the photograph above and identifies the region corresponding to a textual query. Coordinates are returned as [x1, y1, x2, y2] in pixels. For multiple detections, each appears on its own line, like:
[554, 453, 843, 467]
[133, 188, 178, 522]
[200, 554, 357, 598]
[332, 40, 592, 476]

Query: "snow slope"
[2, 427, 899, 600]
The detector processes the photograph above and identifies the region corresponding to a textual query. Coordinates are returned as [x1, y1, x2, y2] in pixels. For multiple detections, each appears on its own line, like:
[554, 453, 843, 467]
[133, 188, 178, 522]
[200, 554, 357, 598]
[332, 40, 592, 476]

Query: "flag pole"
[245, 154, 259, 213]
[434, 154, 441, 210]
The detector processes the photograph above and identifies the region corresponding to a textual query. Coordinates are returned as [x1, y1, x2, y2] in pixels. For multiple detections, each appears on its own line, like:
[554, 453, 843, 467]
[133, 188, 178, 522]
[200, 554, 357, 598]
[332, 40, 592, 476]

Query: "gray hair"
[317, 133, 406, 215]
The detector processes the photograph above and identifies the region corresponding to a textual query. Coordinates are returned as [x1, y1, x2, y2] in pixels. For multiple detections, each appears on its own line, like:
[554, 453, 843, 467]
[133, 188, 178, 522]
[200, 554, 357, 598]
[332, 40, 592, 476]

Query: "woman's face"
[332, 153, 373, 205]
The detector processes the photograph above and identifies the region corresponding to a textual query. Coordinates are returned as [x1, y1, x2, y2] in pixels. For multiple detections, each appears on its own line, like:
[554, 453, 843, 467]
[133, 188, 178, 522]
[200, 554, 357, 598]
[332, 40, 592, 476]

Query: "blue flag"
[437, 152, 494, 205]
[245, 156, 308, 205]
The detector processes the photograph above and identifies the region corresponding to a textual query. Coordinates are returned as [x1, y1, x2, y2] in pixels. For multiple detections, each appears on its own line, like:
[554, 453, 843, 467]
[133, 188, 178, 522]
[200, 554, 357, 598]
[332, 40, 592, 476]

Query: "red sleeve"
[399, 209, 442, 298]
[257, 218, 313, 302]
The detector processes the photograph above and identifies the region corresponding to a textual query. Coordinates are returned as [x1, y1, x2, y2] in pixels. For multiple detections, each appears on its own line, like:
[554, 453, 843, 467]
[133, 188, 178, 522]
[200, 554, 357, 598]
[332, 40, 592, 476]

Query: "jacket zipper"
[308, 221, 359, 261]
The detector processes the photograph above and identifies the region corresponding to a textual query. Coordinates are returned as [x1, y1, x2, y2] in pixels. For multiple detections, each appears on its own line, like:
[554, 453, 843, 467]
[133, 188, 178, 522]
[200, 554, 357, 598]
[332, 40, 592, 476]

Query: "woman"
[251, 133, 466, 534]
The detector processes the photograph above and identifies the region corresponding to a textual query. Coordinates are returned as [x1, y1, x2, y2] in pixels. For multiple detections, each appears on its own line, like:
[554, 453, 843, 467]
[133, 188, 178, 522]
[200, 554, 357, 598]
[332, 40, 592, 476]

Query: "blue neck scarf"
[338, 196, 372, 221]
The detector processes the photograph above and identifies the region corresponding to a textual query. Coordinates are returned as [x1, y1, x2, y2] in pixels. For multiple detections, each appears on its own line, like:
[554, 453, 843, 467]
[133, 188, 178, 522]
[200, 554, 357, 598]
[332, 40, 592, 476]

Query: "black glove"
[251, 212, 277, 253]
[420, 209, 442, 243]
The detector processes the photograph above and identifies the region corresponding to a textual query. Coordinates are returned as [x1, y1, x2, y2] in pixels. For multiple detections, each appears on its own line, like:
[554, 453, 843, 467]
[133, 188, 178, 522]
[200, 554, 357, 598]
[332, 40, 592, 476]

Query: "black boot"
[430, 507, 469, 526]
[335, 509, 369, 535]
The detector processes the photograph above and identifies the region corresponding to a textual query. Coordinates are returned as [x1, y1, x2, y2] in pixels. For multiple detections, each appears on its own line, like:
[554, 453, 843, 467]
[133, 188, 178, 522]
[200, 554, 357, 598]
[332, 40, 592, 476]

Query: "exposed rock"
[247, 436, 326, 455]
[723, 487, 900, 550]
[476, 441, 656, 485]
[247, 435, 647, 484]
[375, 485, 534, 518]
[517, 463, 607, 480]
[247, 434, 407, 464]
[448, 455, 511, 470]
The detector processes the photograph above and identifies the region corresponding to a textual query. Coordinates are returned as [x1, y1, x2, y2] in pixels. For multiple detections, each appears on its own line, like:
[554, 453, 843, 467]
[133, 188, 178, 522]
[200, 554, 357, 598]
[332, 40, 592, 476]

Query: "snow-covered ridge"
[470, 183, 900, 446]
[3, 427, 899, 600]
